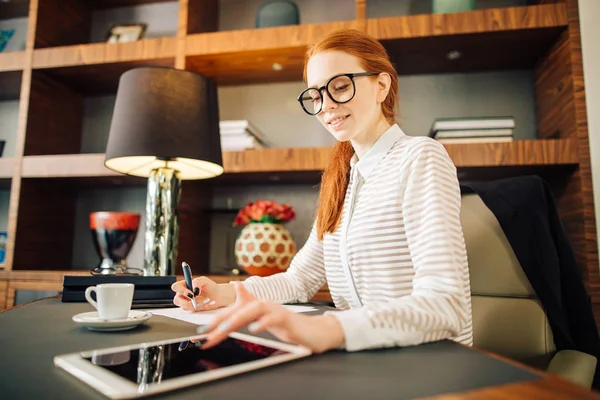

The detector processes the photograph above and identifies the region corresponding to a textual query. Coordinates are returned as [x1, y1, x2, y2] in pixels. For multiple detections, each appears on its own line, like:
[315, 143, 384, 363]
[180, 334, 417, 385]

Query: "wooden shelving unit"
[18, 139, 580, 180]
[1, 0, 598, 325]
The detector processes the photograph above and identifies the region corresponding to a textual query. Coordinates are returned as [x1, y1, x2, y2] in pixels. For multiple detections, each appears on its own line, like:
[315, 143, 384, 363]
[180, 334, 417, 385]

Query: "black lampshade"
[104, 67, 223, 179]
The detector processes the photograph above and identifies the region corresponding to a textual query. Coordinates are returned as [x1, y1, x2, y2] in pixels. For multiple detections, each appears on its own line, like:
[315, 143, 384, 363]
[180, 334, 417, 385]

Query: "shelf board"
[444, 138, 578, 167]
[0, 70, 22, 101]
[185, 4, 567, 85]
[0, 0, 29, 19]
[185, 20, 361, 85]
[21, 153, 147, 187]
[0, 157, 16, 178]
[0, 51, 26, 73]
[0, 157, 14, 189]
[31, 38, 176, 94]
[19, 139, 579, 185]
[374, 3, 568, 75]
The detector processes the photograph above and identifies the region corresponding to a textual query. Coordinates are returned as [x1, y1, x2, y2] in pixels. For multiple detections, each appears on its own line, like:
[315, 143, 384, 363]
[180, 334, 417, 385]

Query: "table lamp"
[104, 67, 224, 276]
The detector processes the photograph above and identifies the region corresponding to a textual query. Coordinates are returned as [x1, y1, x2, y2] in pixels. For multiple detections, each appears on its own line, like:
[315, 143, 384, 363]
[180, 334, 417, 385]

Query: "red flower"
[233, 200, 296, 226]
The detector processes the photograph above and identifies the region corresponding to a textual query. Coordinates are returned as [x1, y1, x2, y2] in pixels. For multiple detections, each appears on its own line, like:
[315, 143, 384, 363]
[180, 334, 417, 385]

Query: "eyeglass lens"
[300, 75, 355, 115]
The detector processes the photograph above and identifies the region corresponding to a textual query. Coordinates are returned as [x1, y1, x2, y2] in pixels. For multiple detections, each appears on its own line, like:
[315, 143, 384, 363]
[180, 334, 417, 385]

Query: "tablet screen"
[84, 337, 289, 384]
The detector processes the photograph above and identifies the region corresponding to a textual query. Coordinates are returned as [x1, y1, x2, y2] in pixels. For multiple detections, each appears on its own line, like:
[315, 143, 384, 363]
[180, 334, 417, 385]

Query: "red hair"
[303, 29, 399, 240]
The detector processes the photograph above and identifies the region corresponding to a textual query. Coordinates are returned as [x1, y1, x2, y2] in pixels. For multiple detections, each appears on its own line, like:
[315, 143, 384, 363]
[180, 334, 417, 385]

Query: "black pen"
[182, 261, 197, 309]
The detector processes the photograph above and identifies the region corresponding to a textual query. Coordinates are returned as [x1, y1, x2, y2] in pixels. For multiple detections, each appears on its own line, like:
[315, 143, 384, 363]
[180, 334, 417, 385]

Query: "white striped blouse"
[242, 124, 473, 351]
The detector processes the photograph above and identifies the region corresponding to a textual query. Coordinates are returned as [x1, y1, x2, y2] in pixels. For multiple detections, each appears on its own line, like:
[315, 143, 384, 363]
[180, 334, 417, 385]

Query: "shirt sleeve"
[241, 221, 327, 304]
[327, 139, 471, 351]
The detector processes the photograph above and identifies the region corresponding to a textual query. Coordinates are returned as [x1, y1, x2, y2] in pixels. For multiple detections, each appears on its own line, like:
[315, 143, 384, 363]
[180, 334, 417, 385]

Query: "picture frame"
[105, 23, 147, 44]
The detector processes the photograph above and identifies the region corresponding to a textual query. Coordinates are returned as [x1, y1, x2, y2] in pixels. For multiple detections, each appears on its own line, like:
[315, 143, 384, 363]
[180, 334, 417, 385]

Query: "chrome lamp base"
[144, 167, 182, 276]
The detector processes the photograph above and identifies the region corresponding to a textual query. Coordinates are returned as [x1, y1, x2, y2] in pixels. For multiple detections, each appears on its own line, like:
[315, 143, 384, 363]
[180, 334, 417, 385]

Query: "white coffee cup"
[85, 283, 134, 320]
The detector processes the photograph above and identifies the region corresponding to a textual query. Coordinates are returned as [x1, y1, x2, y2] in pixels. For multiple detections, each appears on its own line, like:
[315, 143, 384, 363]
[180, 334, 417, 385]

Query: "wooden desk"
[1, 298, 599, 400]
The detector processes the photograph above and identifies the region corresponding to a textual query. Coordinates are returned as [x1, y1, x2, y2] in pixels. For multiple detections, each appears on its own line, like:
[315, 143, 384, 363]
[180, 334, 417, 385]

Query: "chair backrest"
[460, 192, 555, 362]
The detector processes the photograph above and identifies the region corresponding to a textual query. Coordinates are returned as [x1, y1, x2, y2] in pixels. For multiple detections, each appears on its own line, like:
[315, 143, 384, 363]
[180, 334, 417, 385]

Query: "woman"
[172, 28, 473, 354]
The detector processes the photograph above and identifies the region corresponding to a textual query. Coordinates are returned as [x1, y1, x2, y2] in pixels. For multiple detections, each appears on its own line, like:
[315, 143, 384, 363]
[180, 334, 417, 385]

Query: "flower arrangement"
[233, 200, 296, 226]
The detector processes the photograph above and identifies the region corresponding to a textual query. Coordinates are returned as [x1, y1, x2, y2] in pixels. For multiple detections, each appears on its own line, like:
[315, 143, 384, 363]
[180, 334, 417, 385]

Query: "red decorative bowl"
[90, 212, 141, 275]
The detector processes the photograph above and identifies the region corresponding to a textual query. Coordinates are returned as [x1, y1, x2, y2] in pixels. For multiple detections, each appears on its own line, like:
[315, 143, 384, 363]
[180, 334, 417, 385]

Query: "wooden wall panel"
[355, 0, 366, 20]
[35, 0, 91, 48]
[13, 180, 78, 271]
[549, 170, 588, 282]
[0, 280, 7, 311]
[534, 31, 576, 139]
[187, 0, 219, 35]
[540, 0, 600, 332]
[564, 0, 600, 297]
[176, 181, 213, 276]
[0, 0, 29, 19]
[25, 71, 83, 155]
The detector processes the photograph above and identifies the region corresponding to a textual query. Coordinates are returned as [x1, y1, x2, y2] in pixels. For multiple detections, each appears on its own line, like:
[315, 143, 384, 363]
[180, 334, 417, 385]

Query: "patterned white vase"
[234, 222, 296, 276]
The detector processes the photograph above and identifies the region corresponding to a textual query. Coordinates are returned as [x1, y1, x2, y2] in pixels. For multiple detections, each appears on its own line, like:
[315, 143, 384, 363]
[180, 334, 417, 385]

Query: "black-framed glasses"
[297, 72, 379, 115]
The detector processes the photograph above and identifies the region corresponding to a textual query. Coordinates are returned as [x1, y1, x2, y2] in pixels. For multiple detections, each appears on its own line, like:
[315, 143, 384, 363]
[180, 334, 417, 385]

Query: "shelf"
[19, 139, 579, 185]
[185, 4, 567, 85]
[372, 3, 568, 75]
[185, 20, 360, 85]
[31, 38, 176, 94]
[0, 158, 16, 179]
[0, 51, 26, 73]
[21, 154, 146, 187]
[0, 0, 29, 19]
[0, 156, 14, 189]
[0, 71, 22, 101]
[443, 138, 578, 167]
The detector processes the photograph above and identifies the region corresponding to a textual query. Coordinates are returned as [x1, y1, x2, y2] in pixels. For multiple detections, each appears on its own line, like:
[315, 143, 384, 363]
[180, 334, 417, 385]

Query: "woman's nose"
[321, 91, 337, 111]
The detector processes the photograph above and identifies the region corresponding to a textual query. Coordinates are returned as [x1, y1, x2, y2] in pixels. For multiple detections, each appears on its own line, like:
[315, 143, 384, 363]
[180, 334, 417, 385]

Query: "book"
[429, 117, 515, 137]
[219, 120, 267, 143]
[436, 136, 514, 144]
[434, 128, 513, 139]
[221, 135, 264, 151]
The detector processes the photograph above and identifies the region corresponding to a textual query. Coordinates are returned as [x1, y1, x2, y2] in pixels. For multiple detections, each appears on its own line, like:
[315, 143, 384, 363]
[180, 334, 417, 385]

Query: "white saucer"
[73, 310, 152, 332]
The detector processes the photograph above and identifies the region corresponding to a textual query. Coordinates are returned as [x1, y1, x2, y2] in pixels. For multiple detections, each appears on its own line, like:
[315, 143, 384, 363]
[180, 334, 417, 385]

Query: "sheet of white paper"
[147, 305, 317, 326]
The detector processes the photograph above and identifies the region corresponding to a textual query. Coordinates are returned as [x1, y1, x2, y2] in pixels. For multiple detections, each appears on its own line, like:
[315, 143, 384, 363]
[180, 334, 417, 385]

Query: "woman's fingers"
[198, 284, 255, 331]
[201, 301, 272, 349]
[248, 312, 280, 334]
[171, 280, 193, 297]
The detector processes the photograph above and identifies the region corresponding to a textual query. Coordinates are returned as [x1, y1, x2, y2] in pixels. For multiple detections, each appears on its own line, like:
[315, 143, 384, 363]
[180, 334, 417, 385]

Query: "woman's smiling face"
[305, 50, 383, 143]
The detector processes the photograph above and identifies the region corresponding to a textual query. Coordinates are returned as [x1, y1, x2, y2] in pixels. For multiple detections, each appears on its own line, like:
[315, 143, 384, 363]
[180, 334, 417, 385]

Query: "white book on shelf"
[219, 120, 267, 143]
[436, 136, 514, 144]
[435, 128, 514, 139]
[221, 135, 264, 150]
[430, 117, 515, 134]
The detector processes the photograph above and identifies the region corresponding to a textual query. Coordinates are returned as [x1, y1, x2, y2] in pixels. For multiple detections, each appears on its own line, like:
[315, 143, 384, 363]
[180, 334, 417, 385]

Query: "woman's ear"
[376, 72, 392, 103]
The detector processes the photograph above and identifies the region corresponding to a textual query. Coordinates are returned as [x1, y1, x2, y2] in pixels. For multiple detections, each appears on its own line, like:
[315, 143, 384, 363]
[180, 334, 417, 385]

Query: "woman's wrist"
[318, 314, 345, 351]
[217, 283, 236, 306]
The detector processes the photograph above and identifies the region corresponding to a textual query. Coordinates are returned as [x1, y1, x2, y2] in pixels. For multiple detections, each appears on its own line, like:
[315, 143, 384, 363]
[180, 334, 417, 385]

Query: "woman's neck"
[351, 117, 393, 159]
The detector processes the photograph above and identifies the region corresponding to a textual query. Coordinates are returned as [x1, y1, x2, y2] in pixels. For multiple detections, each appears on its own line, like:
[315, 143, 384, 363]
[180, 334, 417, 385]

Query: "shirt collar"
[350, 124, 405, 180]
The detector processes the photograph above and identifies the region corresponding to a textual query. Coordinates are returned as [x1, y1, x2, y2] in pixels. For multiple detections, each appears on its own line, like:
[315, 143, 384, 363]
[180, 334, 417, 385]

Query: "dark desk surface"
[1, 298, 600, 400]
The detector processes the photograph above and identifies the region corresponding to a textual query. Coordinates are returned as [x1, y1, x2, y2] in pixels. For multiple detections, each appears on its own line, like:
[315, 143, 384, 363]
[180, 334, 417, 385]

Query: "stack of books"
[219, 120, 267, 151]
[428, 117, 515, 144]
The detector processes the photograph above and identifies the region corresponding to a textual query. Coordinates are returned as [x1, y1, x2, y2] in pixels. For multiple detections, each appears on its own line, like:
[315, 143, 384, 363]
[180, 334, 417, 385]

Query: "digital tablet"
[54, 332, 312, 399]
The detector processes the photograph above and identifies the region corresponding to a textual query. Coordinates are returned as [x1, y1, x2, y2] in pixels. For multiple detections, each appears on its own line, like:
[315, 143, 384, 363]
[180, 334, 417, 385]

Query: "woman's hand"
[171, 277, 235, 312]
[196, 283, 345, 354]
